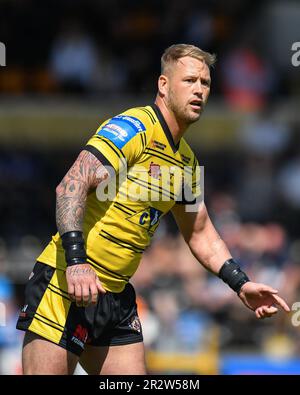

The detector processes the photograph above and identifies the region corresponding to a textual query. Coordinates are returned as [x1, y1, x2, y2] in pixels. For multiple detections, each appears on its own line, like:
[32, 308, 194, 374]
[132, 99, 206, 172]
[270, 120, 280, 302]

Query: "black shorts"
[16, 262, 143, 356]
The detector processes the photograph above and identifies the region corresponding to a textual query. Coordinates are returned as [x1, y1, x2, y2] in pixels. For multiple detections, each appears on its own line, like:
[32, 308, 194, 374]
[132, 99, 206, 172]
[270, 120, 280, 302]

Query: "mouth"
[189, 100, 203, 111]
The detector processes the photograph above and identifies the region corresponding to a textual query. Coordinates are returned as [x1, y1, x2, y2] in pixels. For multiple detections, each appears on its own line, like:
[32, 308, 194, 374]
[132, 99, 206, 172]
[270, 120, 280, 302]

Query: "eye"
[202, 80, 211, 87]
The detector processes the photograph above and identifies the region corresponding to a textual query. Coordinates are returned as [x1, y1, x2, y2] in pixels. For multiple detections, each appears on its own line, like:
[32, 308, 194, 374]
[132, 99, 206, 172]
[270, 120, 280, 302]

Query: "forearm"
[189, 216, 250, 293]
[174, 203, 249, 293]
[189, 216, 232, 275]
[56, 179, 88, 235]
[56, 150, 108, 236]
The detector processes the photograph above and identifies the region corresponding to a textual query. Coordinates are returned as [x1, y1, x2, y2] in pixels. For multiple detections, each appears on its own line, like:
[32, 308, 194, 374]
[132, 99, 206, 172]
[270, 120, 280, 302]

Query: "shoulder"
[119, 106, 155, 145]
[95, 106, 154, 149]
[119, 106, 155, 132]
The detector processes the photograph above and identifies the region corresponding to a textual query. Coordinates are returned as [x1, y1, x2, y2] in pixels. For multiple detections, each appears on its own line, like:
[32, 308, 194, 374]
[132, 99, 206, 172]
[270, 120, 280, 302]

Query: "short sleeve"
[84, 111, 149, 176]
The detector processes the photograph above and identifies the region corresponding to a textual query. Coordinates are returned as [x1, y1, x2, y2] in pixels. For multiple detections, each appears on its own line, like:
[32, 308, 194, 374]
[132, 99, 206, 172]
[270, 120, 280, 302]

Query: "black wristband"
[61, 231, 87, 266]
[218, 258, 250, 294]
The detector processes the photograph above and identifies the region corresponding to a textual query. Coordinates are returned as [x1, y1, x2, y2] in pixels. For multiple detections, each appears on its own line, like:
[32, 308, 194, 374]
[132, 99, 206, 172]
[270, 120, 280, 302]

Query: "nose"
[194, 80, 203, 98]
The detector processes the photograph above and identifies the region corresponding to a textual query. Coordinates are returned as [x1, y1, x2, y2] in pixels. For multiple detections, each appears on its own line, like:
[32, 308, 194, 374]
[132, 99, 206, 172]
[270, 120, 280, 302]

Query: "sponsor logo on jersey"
[103, 123, 128, 139]
[21, 304, 28, 313]
[151, 139, 166, 151]
[114, 115, 145, 132]
[19, 304, 28, 318]
[97, 115, 146, 149]
[148, 162, 161, 180]
[71, 324, 88, 349]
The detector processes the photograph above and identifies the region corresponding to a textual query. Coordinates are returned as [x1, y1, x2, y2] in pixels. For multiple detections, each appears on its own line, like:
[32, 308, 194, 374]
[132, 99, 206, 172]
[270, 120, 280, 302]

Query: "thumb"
[96, 277, 106, 294]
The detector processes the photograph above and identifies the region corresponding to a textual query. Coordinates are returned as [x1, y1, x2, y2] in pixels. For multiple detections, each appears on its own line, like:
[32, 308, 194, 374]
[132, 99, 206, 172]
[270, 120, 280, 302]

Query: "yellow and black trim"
[137, 107, 156, 125]
[34, 312, 65, 332]
[84, 144, 116, 178]
[99, 229, 145, 254]
[151, 104, 180, 153]
[127, 175, 176, 200]
[114, 201, 136, 216]
[96, 136, 127, 161]
[87, 256, 130, 281]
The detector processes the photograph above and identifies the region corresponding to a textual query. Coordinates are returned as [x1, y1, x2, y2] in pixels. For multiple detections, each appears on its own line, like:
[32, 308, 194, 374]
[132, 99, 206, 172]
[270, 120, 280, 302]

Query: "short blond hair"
[161, 44, 216, 74]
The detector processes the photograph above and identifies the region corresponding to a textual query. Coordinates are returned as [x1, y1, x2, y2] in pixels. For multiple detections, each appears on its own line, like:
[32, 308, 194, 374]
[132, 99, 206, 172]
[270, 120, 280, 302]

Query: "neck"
[154, 96, 188, 145]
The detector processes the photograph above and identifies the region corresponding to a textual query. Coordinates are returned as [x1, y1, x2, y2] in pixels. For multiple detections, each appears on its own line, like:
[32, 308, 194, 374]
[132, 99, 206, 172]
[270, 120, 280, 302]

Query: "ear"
[158, 75, 168, 97]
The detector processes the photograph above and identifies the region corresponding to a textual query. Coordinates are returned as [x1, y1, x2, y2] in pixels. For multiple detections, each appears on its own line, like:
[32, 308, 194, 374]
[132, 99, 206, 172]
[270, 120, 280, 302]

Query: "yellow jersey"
[38, 104, 201, 292]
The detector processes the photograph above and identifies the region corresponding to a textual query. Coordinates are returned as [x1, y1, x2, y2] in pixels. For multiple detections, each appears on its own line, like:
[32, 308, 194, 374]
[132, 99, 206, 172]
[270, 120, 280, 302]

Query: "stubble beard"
[167, 90, 201, 126]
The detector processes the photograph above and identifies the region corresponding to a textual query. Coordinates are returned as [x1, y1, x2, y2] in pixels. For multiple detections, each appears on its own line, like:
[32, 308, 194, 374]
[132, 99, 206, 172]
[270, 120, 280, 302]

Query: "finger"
[96, 277, 106, 294]
[259, 285, 278, 294]
[262, 305, 278, 316]
[255, 308, 263, 319]
[258, 306, 269, 319]
[68, 283, 76, 302]
[81, 283, 90, 307]
[265, 305, 278, 314]
[89, 284, 99, 305]
[75, 283, 83, 307]
[271, 294, 290, 312]
[258, 305, 278, 319]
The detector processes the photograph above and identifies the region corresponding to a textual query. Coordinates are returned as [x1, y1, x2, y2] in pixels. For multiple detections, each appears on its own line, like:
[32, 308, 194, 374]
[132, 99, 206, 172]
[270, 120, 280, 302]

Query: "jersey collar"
[151, 104, 180, 154]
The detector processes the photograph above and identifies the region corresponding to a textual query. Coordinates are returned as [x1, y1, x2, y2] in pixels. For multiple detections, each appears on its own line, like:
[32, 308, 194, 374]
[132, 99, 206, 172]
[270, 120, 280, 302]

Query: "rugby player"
[16, 44, 290, 374]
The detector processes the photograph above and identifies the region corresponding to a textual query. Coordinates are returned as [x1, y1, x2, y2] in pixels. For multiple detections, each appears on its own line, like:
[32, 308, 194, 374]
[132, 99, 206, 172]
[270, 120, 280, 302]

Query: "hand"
[238, 282, 290, 319]
[66, 263, 106, 307]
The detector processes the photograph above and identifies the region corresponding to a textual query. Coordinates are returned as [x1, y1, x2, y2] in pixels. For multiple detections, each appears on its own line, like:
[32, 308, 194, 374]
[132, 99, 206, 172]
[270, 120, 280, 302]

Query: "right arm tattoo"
[56, 150, 109, 235]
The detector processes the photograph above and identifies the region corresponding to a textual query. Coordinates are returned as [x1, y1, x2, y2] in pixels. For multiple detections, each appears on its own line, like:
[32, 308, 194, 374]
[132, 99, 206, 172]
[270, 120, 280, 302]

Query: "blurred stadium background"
[0, 0, 300, 375]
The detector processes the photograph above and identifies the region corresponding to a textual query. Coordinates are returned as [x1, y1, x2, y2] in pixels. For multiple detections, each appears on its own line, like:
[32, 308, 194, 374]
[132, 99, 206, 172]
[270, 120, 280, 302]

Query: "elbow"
[188, 233, 209, 265]
[188, 232, 200, 254]
[188, 225, 207, 256]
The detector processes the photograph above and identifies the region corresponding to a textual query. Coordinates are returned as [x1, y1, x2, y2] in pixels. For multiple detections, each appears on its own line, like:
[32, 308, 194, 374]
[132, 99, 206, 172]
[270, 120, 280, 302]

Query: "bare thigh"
[22, 331, 79, 375]
[79, 342, 146, 375]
